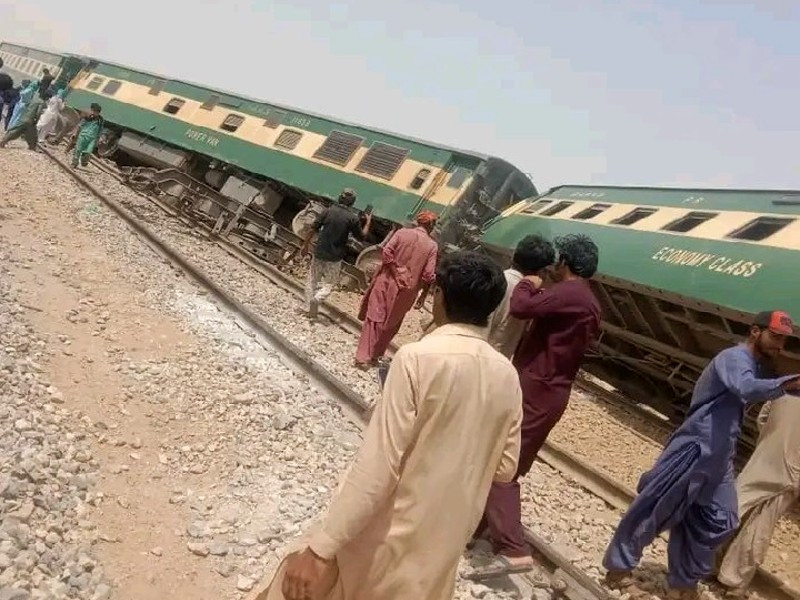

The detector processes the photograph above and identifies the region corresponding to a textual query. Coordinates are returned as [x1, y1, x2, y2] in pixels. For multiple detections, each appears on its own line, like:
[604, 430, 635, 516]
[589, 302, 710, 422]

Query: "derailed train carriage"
[0, 41, 535, 288]
[481, 185, 800, 455]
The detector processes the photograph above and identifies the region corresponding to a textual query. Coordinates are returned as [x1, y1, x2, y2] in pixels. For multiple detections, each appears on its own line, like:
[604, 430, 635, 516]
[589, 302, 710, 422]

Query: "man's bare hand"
[783, 377, 800, 393]
[282, 548, 334, 600]
[523, 274, 543, 289]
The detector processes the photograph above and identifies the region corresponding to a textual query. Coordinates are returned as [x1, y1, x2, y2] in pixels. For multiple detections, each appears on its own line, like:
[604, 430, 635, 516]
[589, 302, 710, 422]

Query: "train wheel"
[97, 129, 120, 158]
[355, 245, 383, 281]
[291, 203, 325, 239]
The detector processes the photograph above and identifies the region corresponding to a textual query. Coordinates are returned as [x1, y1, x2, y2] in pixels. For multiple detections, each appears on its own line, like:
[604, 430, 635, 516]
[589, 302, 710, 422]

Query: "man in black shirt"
[300, 188, 372, 318]
[39, 69, 54, 98]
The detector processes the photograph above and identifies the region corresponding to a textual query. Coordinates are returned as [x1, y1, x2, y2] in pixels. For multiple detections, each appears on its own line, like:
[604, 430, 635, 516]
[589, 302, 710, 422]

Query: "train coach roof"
[67, 53, 504, 163]
[542, 184, 800, 214]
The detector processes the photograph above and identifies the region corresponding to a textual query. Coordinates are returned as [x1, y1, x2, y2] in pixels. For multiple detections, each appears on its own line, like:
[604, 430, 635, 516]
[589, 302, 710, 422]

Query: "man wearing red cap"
[354, 210, 439, 369]
[603, 310, 800, 600]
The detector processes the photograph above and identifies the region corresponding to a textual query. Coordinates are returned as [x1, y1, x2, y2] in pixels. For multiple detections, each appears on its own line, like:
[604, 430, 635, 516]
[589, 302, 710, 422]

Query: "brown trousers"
[476, 378, 571, 557]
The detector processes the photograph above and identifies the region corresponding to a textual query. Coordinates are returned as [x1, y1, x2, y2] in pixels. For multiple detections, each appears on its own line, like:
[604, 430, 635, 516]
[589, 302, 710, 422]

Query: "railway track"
[42, 148, 799, 600]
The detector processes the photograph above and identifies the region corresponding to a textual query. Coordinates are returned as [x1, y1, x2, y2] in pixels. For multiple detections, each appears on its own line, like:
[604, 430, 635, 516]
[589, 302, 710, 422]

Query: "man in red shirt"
[468, 233, 601, 580]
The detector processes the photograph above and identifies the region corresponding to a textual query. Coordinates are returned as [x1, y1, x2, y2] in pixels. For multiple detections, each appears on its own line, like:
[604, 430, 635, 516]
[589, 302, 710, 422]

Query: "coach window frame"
[662, 211, 718, 233]
[86, 76, 105, 92]
[101, 79, 122, 96]
[163, 97, 186, 115]
[220, 113, 246, 133]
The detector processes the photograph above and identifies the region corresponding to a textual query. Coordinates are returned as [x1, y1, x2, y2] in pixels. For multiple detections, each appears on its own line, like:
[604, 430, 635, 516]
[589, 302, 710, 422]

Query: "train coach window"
[409, 168, 431, 190]
[220, 114, 245, 133]
[200, 94, 220, 110]
[274, 129, 303, 150]
[148, 79, 166, 95]
[521, 199, 553, 214]
[263, 110, 287, 129]
[540, 201, 574, 217]
[356, 142, 409, 180]
[612, 207, 657, 226]
[662, 211, 717, 233]
[86, 76, 104, 91]
[313, 130, 365, 166]
[572, 203, 611, 220]
[101, 80, 122, 96]
[446, 167, 470, 189]
[727, 216, 795, 242]
[163, 97, 185, 115]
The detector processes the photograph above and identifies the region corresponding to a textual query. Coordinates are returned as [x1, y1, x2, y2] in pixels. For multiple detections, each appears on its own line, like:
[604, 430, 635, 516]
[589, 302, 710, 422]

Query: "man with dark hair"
[469, 233, 601, 580]
[487, 234, 555, 359]
[67, 102, 103, 167]
[39, 68, 54, 98]
[604, 311, 800, 600]
[300, 188, 372, 319]
[258, 251, 522, 600]
[355, 210, 438, 369]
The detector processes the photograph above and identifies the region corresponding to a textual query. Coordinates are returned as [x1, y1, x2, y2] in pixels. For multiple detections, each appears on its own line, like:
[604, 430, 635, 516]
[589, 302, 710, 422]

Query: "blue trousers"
[603, 450, 738, 587]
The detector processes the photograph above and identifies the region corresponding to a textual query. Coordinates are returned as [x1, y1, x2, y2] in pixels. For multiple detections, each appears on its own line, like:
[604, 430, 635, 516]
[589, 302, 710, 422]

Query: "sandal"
[463, 555, 535, 581]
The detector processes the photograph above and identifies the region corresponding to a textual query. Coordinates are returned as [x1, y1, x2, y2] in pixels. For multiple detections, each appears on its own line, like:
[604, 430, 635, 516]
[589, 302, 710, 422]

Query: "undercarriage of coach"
[584, 274, 800, 462]
[120, 164, 394, 290]
[85, 126, 399, 291]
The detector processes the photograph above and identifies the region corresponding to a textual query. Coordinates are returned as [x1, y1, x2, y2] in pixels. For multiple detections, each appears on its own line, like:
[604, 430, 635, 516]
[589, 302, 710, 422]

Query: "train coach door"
[55, 56, 89, 90]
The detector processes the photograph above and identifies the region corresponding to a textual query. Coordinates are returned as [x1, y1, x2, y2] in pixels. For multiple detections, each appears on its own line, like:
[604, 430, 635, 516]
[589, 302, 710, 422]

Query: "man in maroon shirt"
[467, 233, 601, 580]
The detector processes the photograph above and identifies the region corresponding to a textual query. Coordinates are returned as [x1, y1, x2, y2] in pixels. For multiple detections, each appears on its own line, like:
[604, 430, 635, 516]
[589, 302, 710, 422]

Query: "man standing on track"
[300, 189, 372, 320]
[468, 233, 601, 581]
[67, 103, 104, 168]
[354, 210, 438, 370]
[0, 90, 48, 151]
[603, 311, 800, 600]
[7, 80, 38, 130]
[255, 251, 522, 600]
[716, 393, 800, 595]
[486, 234, 555, 359]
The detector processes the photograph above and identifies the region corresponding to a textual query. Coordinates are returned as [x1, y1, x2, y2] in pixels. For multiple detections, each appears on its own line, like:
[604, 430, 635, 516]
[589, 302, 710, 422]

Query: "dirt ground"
[1, 150, 234, 598]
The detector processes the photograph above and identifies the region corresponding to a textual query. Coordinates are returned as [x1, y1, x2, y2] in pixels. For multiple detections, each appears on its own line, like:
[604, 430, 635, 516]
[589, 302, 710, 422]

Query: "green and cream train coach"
[57, 57, 535, 269]
[481, 184, 800, 450]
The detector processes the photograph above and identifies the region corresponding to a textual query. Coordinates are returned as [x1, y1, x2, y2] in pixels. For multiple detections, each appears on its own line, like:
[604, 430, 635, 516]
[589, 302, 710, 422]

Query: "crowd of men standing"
[258, 189, 800, 600]
[0, 62, 104, 166]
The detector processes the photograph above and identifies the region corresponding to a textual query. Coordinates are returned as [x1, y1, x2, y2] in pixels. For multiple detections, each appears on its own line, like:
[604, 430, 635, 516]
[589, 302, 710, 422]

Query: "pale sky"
[2, 0, 798, 192]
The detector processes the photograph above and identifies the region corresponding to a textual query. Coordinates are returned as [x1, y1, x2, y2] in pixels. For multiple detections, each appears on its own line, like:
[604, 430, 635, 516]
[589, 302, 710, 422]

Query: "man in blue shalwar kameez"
[603, 310, 800, 598]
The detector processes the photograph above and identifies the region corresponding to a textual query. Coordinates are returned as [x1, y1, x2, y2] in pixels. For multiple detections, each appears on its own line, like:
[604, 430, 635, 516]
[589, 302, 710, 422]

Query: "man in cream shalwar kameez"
[258, 251, 522, 600]
[717, 395, 800, 591]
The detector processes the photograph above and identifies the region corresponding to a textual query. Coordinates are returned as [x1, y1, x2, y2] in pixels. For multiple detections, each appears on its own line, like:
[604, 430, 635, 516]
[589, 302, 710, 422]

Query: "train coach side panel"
[65, 90, 427, 223]
[481, 214, 800, 318]
[61, 62, 499, 225]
